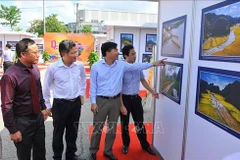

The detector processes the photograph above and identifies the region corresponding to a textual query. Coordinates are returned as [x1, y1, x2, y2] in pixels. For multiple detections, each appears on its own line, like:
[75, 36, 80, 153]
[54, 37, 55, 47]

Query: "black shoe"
[89, 153, 96, 160]
[122, 146, 128, 154]
[103, 153, 118, 160]
[143, 147, 156, 155]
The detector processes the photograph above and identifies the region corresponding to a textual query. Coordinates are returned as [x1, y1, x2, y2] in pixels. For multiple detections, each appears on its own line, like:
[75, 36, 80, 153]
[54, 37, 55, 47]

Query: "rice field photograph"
[120, 33, 133, 51]
[196, 67, 240, 139]
[161, 15, 186, 58]
[200, 0, 240, 62]
[160, 62, 183, 104]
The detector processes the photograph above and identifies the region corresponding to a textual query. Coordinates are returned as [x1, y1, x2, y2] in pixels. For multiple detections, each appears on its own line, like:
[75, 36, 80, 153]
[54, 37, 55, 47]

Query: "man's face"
[62, 46, 78, 63]
[125, 49, 136, 63]
[107, 48, 119, 61]
[24, 44, 40, 64]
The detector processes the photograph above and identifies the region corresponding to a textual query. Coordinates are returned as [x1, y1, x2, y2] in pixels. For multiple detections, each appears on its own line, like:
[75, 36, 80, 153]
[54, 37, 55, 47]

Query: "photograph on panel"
[118, 54, 125, 61]
[200, 0, 240, 62]
[0, 41, 2, 56]
[120, 33, 133, 51]
[161, 15, 186, 58]
[196, 67, 240, 139]
[159, 62, 183, 104]
[7, 41, 18, 51]
[145, 34, 156, 52]
[142, 54, 152, 63]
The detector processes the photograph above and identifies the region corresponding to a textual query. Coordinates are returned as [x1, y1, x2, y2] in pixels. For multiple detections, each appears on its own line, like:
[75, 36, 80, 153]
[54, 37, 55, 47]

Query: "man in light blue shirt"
[89, 42, 166, 160]
[43, 40, 86, 160]
[120, 45, 160, 156]
[0, 43, 15, 72]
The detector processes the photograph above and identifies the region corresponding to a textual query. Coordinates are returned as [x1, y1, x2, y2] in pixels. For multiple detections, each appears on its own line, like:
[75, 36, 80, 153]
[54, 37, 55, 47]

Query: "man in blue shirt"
[120, 45, 160, 156]
[89, 42, 166, 160]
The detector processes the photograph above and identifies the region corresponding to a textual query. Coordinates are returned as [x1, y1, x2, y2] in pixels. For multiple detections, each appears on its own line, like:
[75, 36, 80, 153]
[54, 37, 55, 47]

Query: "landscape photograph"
[145, 34, 157, 52]
[142, 54, 152, 63]
[200, 0, 240, 62]
[161, 15, 186, 58]
[196, 67, 240, 138]
[160, 62, 183, 104]
[120, 33, 133, 51]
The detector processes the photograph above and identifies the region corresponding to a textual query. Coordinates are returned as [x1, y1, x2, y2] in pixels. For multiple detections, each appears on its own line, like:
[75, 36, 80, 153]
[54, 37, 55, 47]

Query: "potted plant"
[42, 50, 50, 63]
[87, 51, 99, 69]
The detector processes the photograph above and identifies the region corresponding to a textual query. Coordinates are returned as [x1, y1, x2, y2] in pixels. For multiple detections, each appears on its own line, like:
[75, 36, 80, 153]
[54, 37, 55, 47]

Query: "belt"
[122, 94, 139, 98]
[98, 93, 120, 99]
[54, 97, 79, 102]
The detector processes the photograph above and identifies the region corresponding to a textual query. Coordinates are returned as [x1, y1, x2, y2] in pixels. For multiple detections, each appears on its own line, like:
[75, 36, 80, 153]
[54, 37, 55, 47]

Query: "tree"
[0, 5, 21, 31]
[80, 25, 92, 33]
[27, 14, 68, 37]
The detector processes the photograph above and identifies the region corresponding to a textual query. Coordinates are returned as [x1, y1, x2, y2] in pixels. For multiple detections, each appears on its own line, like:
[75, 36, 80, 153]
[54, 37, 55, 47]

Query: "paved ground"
[0, 68, 155, 160]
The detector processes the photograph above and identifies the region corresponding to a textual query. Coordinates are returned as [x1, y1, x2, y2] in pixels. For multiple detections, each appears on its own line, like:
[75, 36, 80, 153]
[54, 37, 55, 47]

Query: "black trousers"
[52, 97, 81, 160]
[14, 113, 46, 160]
[3, 61, 13, 72]
[120, 95, 150, 149]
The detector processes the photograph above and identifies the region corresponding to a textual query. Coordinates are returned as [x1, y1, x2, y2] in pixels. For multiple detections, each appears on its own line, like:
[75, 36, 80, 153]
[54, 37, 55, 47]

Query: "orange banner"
[43, 33, 94, 62]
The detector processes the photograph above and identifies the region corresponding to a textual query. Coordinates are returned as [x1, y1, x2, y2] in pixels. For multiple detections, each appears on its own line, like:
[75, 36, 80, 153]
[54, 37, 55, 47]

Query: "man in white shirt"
[0, 43, 15, 72]
[43, 40, 86, 160]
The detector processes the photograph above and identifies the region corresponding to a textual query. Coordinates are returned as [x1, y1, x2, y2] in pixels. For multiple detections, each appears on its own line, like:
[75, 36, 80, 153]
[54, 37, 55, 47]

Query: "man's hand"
[80, 96, 84, 105]
[151, 91, 160, 99]
[153, 58, 167, 67]
[41, 109, 51, 121]
[91, 104, 98, 114]
[10, 131, 22, 143]
[120, 105, 128, 115]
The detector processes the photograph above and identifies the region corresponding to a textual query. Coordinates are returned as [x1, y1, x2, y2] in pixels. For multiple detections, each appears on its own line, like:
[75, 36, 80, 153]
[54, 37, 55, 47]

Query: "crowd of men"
[0, 38, 166, 160]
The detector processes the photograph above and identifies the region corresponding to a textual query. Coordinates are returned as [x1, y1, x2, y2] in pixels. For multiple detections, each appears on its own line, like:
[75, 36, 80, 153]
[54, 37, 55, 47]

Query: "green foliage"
[0, 5, 21, 31]
[80, 25, 92, 33]
[42, 50, 50, 63]
[27, 14, 69, 37]
[88, 51, 99, 69]
[13, 27, 22, 31]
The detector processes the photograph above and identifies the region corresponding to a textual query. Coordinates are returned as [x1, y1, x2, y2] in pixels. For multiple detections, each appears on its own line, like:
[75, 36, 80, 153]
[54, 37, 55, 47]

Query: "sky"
[206, 1, 240, 18]
[0, 0, 158, 31]
[200, 71, 240, 90]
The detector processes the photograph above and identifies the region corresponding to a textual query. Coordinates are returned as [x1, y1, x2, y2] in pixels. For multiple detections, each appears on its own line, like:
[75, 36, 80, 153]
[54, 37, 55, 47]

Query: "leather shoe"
[103, 153, 118, 160]
[122, 146, 128, 154]
[89, 153, 96, 160]
[143, 147, 156, 155]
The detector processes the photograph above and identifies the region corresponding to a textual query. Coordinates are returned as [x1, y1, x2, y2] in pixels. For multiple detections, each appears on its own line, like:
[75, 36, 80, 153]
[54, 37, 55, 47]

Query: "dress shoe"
[143, 147, 156, 155]
[103, 153, 118, 160]
[89, 153, 96, 160]
[122, 146, 128, 154]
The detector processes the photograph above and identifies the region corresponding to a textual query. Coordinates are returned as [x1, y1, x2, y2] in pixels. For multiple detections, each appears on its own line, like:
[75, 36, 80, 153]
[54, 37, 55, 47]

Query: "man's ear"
[20, 52, 26, 58]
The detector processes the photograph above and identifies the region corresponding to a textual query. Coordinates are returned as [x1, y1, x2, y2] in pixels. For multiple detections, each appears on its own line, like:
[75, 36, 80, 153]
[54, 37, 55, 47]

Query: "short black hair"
[122, 45, 134, 59]
[16, 38, 35, 58]
[5, 43, 12, 49]
[101, 42, 117, 57]
[59, 40, 76, 57]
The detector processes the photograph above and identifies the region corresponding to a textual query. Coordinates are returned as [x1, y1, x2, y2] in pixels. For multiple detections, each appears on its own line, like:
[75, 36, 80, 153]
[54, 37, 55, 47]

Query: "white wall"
[185, 1, 240, 159]
[154, 0, 240, 160]
[153, 1, 193, 160]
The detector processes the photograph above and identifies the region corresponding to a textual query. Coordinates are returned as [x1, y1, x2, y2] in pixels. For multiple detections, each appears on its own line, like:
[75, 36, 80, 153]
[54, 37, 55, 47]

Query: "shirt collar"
[58, 58, 77, 68]
[16, 60, 33, 71]
[101, 58, 117, 66]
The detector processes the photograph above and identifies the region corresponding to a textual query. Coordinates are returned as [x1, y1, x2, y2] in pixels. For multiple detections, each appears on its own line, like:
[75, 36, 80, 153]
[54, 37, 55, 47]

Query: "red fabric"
[88, 123, 161, 160]
[28, 68, 40, 114]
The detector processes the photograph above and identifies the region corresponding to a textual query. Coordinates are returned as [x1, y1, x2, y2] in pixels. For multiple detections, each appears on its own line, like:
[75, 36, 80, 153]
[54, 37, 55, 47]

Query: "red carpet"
[88, 123, 161, 160]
